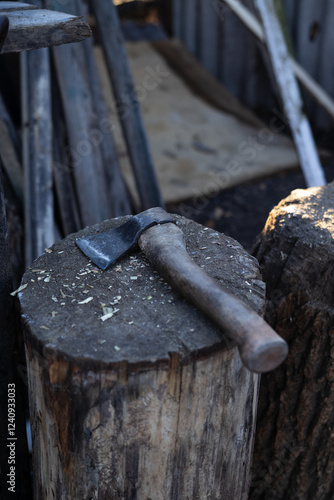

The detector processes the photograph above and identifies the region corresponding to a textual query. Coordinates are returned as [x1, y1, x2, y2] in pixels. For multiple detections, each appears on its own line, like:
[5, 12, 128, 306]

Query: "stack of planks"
[0, 0, 164, 269]
[0, 2, 164, 496]
[0, 3, 93, 498]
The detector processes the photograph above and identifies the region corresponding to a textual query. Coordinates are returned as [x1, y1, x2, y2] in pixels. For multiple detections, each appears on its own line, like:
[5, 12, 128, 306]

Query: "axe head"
[76, 207, 175, 270]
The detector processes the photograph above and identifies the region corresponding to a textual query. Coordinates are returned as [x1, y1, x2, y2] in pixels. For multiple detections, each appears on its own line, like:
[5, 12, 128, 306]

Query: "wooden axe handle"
[139, 223, 288, 373]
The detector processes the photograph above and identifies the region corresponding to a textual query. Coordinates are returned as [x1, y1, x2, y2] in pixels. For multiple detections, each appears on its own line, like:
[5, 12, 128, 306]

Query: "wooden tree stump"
[18, 215, 266, 499]
[251, 183, 334, 500]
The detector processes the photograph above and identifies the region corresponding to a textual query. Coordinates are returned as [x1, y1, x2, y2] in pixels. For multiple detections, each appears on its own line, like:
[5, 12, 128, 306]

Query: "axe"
[76, 207, 288, 373]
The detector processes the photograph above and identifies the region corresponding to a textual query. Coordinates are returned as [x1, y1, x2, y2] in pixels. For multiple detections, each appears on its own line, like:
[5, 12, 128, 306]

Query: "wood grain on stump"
[19, 215, 266, 499]
[251, 183, 334, 500]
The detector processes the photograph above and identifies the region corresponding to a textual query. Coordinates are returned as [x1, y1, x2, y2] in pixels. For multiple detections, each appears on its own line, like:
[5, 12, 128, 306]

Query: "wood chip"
[10, 283, 28, 296]
[100, 308, 119, 322]
[78, 297, 93, 305]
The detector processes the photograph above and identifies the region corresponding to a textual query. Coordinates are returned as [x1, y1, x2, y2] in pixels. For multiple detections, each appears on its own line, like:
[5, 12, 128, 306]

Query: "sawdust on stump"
[19, 215, 265, 499]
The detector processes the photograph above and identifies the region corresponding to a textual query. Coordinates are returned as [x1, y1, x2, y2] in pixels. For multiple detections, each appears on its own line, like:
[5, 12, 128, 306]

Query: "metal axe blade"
[76, 207, 175, 269]
[76, 207, 288, 373]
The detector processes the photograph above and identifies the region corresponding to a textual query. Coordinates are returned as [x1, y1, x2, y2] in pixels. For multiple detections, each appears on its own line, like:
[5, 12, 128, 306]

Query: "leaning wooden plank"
[152, 38, 264, 128]
[52, 40, 113, 226]
[0, 93, 23, 202]
[56, 0, 132, 217]
[91, 0, 164, 210]
[21, 47, 55, 265]
[1, 7, 91, 53]
[51, 79, 81, 236]
[253, 0, 325, 187]
[221, 0, 334, 121]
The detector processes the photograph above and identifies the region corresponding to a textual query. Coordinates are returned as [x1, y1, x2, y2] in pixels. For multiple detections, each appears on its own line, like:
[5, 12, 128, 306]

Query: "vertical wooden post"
[51, 80, 81, 236]
[91, 0, 164, 210]
[21, 46, 54, 265]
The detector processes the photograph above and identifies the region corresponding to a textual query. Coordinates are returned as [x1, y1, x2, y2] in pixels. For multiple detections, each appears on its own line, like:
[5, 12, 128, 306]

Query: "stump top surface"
[264, 184, 334, 242]
[19, 215, 265, 368]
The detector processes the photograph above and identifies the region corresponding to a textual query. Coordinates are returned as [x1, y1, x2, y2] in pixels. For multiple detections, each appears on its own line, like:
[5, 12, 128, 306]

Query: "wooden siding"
[172, 0, 334, 129]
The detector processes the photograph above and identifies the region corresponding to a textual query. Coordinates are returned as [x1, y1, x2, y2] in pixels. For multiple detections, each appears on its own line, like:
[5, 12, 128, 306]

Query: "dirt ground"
[168, 163, 334, 254]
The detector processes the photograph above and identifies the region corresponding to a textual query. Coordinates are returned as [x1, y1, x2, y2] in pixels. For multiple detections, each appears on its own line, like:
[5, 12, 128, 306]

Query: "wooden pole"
[51, 78, 81, 236]
[91, 0, 165, 210]
[21, 46, 54, 265]
[253, 0, 326, 188]
[20, 0, 54, 264]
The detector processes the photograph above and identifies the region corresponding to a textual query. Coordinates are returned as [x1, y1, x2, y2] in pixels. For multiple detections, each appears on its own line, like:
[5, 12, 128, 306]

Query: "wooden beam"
[81, 36, 133, 217]
[91, 0, 164, 210]
[51, 80, 82, 236]
[1, 5, 91, 54]
[21, 47, 54, 265]
[253, 0, 325, 187]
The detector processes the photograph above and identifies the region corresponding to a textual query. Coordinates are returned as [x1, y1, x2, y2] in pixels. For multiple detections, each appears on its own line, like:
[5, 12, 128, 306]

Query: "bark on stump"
[251, 183, 334, 500]
[18, 215, 266, 500]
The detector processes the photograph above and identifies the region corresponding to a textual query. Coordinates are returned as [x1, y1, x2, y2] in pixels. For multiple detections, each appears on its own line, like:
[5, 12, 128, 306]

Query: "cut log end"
[19, 215, 266, 499]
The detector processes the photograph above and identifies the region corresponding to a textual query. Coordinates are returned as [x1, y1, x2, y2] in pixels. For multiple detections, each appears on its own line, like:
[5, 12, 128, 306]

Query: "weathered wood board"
[49, 0, 132, 221]
[19, 215, 265, 499]
[91, 0, 164, 210]
[21, 45, 54, 266]
[95, 40, 299, 205]
[0, 3, 91, 53]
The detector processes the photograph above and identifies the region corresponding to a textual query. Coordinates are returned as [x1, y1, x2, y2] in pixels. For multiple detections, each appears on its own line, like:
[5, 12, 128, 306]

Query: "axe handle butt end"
[139, 223, 288, 373]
